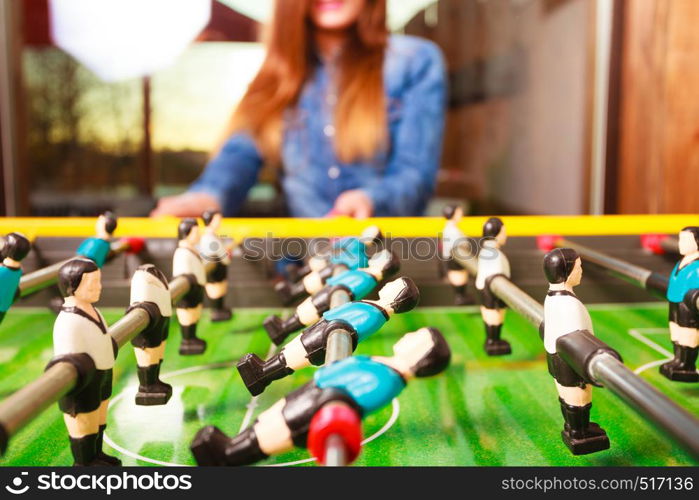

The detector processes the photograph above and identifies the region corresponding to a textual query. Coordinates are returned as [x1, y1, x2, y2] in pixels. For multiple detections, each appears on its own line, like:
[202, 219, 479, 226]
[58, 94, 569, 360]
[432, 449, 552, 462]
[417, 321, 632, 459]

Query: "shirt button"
[324, 124, 336, 137]
[328, 166, 340, 179]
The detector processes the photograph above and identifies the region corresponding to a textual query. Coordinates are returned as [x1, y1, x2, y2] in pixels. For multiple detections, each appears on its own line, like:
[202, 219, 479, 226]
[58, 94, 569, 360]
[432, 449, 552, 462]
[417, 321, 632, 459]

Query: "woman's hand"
[330, 190, 374, 219]
[150, 192, 221, 217]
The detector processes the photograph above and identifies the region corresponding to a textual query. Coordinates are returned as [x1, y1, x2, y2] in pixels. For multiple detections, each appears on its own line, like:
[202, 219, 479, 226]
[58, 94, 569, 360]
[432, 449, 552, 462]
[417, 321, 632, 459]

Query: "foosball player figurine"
[200, 209, 233, 322]
[127, 264, 173, 405]
[661, 226, 699, 382]
[476, 217, 511, 355]
[192, 327, 451, 466]
[173, 218, 207, 355]
[264, 249, 400, 346]
[238, 276, 420, 396]
[48, 258, 121, 466]
[543, 248, 610, 455]
[439, 204, 473, 305]
[0, 233, 31, 325]
[76, 211, 118, 268]
[275, 226, 383, 303]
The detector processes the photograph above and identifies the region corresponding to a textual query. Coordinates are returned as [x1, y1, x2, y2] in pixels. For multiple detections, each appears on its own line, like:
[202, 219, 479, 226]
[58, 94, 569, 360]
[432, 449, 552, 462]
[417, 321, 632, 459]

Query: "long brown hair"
[224, 0, 388, 163]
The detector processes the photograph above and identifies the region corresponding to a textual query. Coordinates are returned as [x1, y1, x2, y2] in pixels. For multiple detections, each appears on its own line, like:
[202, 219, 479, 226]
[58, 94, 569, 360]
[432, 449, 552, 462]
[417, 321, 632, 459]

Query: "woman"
[152, 0, 446, 218]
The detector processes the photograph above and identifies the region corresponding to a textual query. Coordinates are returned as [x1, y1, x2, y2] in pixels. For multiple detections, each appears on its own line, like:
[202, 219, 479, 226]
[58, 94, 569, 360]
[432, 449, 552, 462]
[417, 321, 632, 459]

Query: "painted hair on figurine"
[178, 218, 199, 241]
[58, 258, 99, 297]
[681, 227, 699, 248]
[370, 249, 400, 278]
[3, 233, 31, 262]
[138, 263, 169, 288]
[412, 327, 451, 377]
[442, 204, 461, 220]
[483, 217, 504, 238]
[543, 248, 579, 284]
[389, 277, 420, 313]
[101, 211, 118, 235]
[202, 209, 221, 227]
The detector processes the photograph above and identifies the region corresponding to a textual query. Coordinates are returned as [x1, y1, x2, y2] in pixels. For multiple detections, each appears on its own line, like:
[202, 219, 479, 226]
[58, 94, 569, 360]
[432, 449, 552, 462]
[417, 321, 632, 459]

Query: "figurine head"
[58, 258, 101, 303]
[442, 204, 463, 223]
[2, 233, 30, 267]
[376, 277, 420, 314]
[133, 263, 169, 291]
[366, 249, 400, 280]
[178, 218, 200, 246]
[391, 327, 451, 379]
[543, 248, 582, 287]
[483, 217, 506, 248]
[360, 225, 383, 247]
[679, 227, 699, 256]
[202, 209, 222, 232]
[96, 211, 118, 239]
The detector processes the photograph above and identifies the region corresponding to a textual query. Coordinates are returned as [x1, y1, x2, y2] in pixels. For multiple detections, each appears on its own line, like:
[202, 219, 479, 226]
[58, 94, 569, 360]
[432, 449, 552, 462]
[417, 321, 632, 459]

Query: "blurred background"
[0, 0, 697, 217]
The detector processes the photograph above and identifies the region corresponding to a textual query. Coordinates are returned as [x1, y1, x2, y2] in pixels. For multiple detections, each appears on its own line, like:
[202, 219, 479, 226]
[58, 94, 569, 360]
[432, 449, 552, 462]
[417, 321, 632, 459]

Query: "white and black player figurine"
[48, 258, 120, 466]
[543, 248, 610, 455]
[439, 205, 473, 305]
[200, 209, 232, 322]
[173, 219, 207, 355]
[475, 217, 511, 355]
[127, 264, 173, 405]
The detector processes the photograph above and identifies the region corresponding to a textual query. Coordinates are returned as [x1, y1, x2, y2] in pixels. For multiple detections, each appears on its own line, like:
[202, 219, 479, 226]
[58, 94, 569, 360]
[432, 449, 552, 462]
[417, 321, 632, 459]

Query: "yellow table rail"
[0, 215, 697, 239]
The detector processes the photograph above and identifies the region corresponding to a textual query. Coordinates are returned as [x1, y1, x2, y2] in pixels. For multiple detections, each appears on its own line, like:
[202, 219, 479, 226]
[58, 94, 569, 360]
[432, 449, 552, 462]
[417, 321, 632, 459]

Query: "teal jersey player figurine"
[192, 327, 451, 466]
[76, 212, 118, 268]
[238, 276, 420, 396]
[0, 233, 31, 325]
[662, 226, 699, 382]
[263, 249, 400, 345]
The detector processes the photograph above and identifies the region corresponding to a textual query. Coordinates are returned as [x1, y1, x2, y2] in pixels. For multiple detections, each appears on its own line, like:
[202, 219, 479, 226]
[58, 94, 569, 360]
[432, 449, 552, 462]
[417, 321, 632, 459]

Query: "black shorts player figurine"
[0, 233, 31, 325]
[76, 212, 117, 268]
[476, 217, 511, 355]
[191, 327, 451, 466]
[439, 204, 473, 305]
[48, 258, 120, 466]
[274, 226, 383, 304]
[543, 248, 610, 455]
[200, 209, 232, 322]
[173, 219, 207, 355]
[237, 276, 420, 396]
[263, 249, 400, 346]
[661, 227, 699, 382]
[127, 264, 173, 405]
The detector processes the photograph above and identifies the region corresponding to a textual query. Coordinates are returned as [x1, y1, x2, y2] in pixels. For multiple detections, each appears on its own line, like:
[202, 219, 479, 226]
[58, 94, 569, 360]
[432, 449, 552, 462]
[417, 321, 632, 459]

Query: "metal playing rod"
[453, 245, 699, 459]
[19, 239, 133, 298]
[660, 236, 679, 254]
[0, 259, 216, 454]
[552, 237, 668, 298]
[319, 290, 354, 466]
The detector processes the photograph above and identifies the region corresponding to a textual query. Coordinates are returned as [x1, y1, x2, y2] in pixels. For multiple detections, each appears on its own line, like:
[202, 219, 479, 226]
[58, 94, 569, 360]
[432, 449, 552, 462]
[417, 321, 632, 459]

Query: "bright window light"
[49, 0, 212, 82]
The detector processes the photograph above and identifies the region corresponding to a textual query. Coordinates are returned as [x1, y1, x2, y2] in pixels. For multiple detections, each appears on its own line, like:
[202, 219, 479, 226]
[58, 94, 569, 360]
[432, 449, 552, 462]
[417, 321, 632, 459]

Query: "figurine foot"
[211, 308, 233, 322]
[660, 360, 699, 382]
[562, 423, 610, 455]
[264, 316, 289, 346]
[179, 338, 207, 355]
[191, 426, 267, 466]
[274, 281, 294, 305]
[136, 382, 173, 406]
[237, 354, 269, 396]
[454, 293, 475, 306]
[485, 339, 511, 356]
[95, 452, 122, 466]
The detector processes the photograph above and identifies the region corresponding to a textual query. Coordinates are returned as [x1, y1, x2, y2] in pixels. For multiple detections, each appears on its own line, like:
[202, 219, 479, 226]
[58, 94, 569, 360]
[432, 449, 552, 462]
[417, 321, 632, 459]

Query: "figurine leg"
[206, 279, 232, 322]
[447, 269, 474, 305]
[660, 324, 699, 382]
[481, 307, 511, 356]
[237, 352, 295, 396]
[557, 384, 609, 455]
[264, 313, 303, 346]
[177, 305, 206, 355]
[95, 400, 121, 466]
[135, 357, 172, 405]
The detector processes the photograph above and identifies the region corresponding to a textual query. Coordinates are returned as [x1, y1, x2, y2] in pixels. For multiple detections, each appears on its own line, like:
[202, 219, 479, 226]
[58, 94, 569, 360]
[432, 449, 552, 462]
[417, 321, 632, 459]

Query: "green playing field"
[0, 303, 697, 467]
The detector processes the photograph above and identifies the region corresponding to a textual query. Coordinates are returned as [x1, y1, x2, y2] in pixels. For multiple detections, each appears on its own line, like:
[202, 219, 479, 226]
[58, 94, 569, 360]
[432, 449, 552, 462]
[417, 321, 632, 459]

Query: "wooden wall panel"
[617, 0, 699, 213]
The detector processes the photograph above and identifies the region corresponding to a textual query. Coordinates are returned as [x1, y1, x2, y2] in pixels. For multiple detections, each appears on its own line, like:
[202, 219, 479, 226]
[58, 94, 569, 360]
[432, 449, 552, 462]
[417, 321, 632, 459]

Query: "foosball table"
[0, 214, 697, 467]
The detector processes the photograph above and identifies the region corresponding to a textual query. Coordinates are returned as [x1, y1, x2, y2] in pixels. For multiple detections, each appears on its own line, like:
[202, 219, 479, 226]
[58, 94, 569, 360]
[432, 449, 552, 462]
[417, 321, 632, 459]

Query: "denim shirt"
[188, 35, 447, 217]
